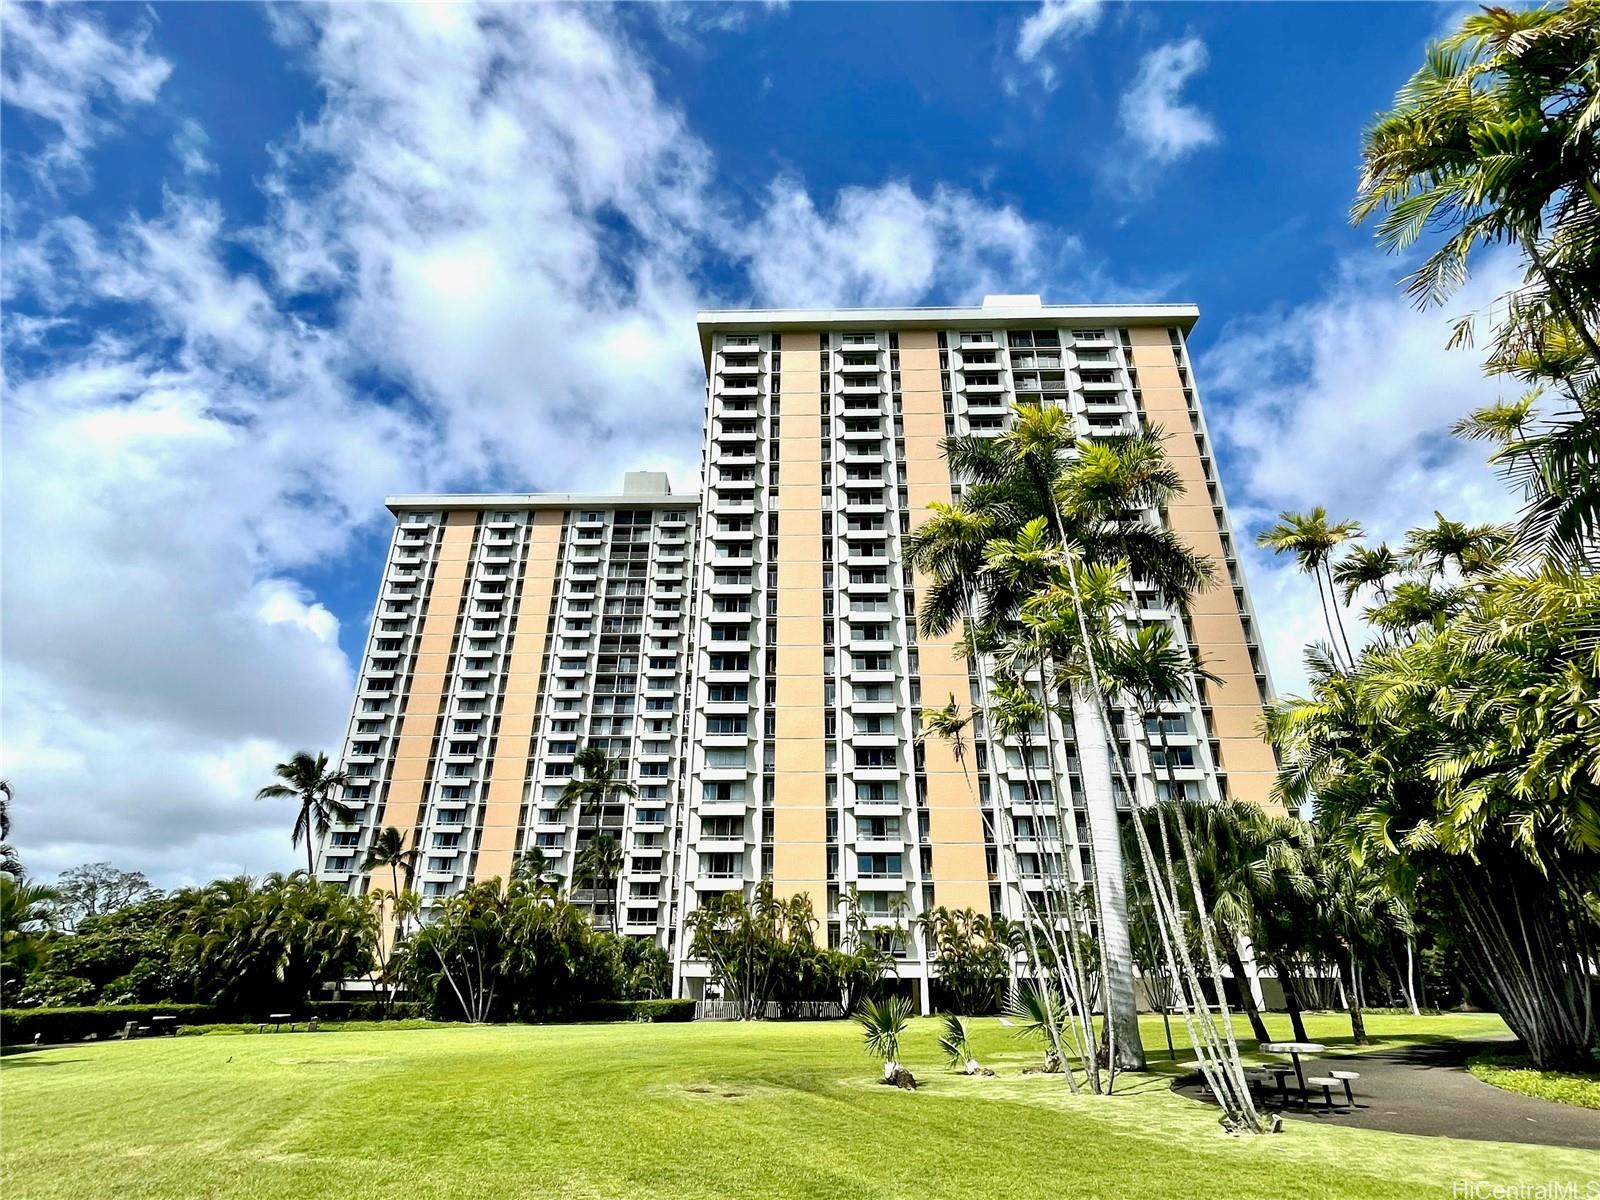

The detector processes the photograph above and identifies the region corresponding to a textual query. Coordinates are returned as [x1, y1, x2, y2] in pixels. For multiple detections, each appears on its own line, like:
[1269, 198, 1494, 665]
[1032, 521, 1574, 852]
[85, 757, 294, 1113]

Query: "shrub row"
[1, 1004, 224, 1045]
[304, 1000, 428, 1022]
[577, 998, 696, 1023]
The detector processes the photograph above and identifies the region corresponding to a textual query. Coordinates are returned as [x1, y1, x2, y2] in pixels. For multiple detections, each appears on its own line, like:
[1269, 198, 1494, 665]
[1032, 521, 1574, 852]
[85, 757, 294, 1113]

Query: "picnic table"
[150, 1016, 178, 1037]
[1259, 1041, 1326, 1101]
[260, 1014, 296, 1033]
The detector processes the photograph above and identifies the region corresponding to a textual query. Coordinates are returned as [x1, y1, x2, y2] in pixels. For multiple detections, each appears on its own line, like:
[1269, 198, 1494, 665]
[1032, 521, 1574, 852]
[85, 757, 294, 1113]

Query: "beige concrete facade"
[771, 334, 829, 907]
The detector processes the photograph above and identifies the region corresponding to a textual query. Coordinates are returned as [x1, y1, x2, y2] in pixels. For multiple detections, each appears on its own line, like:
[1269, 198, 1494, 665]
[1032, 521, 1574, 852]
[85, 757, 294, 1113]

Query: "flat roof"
[385, 493, 701, 516]
[695, 299, 1200, 366]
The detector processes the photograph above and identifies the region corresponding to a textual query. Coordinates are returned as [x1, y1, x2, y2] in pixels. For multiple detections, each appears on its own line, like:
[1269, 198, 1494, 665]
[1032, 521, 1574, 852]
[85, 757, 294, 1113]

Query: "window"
[706, 716, 748, 735]
[856, 747, 897, 769]
[706, 748, 748, 768]
[856, 781, 897, 802]
[857, 853, 902, 878]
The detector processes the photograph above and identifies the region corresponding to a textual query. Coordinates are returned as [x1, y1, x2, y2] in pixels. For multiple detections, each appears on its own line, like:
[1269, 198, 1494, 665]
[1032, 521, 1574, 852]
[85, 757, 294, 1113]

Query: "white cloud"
[1014, 0, 1104, 89]
[1118, 37, 1218, 165]
[2, 3, 1070, 886]
[0, 1, 172, 181]
[1201, 251, 1525, 694]
[741, 177, 1062, 309]
[170, 117, 215, 176]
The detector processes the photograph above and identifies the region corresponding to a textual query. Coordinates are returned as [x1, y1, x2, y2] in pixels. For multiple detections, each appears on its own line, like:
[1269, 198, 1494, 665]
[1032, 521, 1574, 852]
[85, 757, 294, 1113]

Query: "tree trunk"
[1404, 937, 1421, 1017]
[1069, 690, 1147, 1072]
[1227, 942, 1271, 1044]
[1346, 953, 1369, 1045]
[1276, 959, 1311, 1042]
[304, 802, 317, 877]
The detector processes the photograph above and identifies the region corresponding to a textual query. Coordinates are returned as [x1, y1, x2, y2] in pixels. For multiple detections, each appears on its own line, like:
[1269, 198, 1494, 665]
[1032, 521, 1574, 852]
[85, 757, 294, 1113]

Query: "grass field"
[1470, 1051, 1600, 1111]
[3, 1012, 1593, 1200]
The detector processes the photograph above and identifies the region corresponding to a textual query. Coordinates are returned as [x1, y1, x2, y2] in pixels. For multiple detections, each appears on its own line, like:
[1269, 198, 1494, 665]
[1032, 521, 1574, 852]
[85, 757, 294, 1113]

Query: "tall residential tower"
[320, 297, 1274, 1006]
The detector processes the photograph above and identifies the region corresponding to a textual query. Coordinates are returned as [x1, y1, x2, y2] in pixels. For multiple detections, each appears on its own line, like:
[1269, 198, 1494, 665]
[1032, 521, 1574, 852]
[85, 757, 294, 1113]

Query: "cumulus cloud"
[1014, 0, 1104, 89]
[2, 3, 1072, 885]
[1118, 37, 1218, 165]
[1200, 251, 1525, 694]
[0, 1, 172, 181]
[741, 178, 1064, 308]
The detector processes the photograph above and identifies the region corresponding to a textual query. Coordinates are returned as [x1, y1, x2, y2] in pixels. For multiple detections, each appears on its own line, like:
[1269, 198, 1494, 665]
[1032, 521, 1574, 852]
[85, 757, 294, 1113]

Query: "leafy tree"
[52, 862, 159, 931]
[684, 883, 832, 1020]
[914, 906, 1015, 1015]
[255, 751, 357, 876]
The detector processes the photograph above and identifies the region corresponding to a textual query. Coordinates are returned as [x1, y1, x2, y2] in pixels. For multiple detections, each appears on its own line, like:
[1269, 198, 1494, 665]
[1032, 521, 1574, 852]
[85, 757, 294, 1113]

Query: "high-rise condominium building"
[319, 296, 1274, 1005]
[320, 472, 697, 941]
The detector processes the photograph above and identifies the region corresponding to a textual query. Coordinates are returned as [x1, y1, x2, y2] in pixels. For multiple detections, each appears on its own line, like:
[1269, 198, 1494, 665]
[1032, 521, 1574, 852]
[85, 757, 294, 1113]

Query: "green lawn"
[3, 1012, 1592, 1200]
[1470, 1051, 1600, 1110]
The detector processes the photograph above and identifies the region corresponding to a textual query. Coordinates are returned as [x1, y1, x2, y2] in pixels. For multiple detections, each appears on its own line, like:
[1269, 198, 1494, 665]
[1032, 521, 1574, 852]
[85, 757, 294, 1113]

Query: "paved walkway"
[1172, 1038, 1600, 1150]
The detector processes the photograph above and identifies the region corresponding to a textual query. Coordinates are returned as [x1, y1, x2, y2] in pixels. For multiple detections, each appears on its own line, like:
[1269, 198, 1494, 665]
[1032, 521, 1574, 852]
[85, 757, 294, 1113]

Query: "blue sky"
[1, 1, 1518, 884]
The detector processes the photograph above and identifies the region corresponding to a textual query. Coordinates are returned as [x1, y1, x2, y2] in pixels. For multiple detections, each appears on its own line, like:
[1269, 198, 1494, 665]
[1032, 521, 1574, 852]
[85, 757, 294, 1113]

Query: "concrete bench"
[1305, 1075, 1351, 1110]
[1329, 1069, 1360, 1106]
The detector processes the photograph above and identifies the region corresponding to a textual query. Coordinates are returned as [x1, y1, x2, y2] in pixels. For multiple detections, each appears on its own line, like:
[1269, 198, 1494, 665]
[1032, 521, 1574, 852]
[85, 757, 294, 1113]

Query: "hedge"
[306, 1000, 428, 1022]
[1, 1004, 224, 1045]
[577, 998, 696, 1023]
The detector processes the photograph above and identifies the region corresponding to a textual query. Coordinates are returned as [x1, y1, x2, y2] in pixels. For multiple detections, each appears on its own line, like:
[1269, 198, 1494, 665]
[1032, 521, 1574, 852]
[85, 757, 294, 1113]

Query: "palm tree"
[1332, 544, 1401, 606]
[1352, 5, 1600, 364]
[361, 826, 419, 902]
[1256, 507, 1363, 667]
[1402, 512, 1512, 580]
[0, 779, 20, 878]
[855, 994, 914, 1085]
[256, 751, 357, 876]
[0, 875, 58, 976]
[938, 1013, 987, 1075]
[511, 846, 563, 894]
[560, 745, 637, 834]
[1452, 392, 1538, 448]
[925, 406, 1215, 1074]
[574, 834, 623, 934]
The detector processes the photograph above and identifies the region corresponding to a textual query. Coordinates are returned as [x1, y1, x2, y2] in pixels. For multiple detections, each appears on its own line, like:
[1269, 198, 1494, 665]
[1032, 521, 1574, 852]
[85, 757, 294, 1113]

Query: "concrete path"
[1173, 1039, 1600, 1150]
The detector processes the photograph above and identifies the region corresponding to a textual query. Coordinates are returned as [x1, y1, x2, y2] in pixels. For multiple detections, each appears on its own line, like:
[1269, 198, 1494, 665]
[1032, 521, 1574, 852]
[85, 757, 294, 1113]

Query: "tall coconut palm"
[560, 745, 637, 834]
[574, 834, 623, 934]
[361, 826, 419, 902]
[255, 751, 357, 876]
[1256, 508, 1364, 667]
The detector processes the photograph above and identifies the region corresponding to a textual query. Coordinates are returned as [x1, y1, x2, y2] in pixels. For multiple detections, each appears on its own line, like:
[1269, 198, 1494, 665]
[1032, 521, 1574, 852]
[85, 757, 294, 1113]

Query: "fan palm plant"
[855, 994, 915, 1085]
[255, 751, 357, 876]
[937, 1012, 989, 1075]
